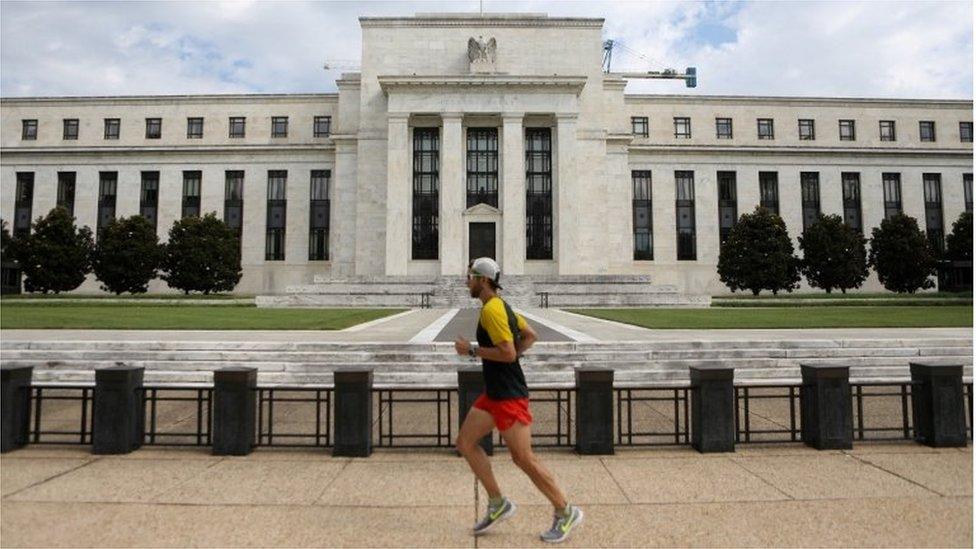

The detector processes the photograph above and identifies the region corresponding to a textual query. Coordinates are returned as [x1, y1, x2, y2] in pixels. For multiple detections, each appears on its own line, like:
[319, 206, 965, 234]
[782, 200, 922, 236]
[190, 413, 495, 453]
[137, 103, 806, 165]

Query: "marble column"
[555, 113, 579, 274]
[330, 137, 358, 276]
[501, 112, 526, 274]
[439, 113, 465, 276]
[384, 113, 410, 275]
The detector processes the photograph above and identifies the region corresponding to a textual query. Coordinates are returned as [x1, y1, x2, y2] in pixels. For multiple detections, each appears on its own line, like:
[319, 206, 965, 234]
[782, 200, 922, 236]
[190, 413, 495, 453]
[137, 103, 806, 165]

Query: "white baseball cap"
[468, 257, 503, 289]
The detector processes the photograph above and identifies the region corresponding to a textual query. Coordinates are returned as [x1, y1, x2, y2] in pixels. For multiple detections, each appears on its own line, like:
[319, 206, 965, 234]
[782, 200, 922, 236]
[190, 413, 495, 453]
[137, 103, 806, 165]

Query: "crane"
[602, 39, 697, 88]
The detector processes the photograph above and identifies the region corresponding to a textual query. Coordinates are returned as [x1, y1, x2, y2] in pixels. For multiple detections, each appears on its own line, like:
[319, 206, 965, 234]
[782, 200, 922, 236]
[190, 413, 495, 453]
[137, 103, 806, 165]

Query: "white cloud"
[0, 0, 971, 99]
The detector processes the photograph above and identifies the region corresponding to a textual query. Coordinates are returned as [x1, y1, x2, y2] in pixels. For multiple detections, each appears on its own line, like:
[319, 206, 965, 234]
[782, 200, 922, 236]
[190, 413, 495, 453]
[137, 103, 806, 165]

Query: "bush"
[868, 213, 937, 293]
[9, 207, 93, 294]
[1, 219, 11, 264]
[798, 214, 869, 294]
[92, 215, 163, 294]
[944, 211, 973, 262]
[161, 213, 241, 294]
[718, 206, 801, 295]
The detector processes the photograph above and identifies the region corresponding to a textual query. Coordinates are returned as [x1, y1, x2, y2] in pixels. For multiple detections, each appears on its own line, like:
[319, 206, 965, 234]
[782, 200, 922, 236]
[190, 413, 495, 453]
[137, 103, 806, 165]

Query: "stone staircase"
[3, 337, 970, 388]
[257, 275, 710, 309]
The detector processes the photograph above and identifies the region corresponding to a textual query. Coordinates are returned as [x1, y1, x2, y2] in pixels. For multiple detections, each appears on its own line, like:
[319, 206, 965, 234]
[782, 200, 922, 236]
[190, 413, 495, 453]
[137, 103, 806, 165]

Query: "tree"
[944, 211, 973, 262]
[868, 213, 937, 293]
[798, 214, 869, 294]
[9, 207, 93, 293]
[718, 206, 801, 295]
[92, 215, 163, 294]
[161, 212, 242, 294]
[1, 219, 11, 264]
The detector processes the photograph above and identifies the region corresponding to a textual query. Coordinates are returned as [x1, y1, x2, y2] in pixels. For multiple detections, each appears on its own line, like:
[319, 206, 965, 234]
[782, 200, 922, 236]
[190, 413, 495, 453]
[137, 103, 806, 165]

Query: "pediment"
[463, 203, 501, 216]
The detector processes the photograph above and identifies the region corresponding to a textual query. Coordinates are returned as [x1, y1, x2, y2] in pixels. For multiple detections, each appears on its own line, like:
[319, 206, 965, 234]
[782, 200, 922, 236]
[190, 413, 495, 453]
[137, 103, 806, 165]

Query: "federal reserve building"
[1, 12, 972, 304]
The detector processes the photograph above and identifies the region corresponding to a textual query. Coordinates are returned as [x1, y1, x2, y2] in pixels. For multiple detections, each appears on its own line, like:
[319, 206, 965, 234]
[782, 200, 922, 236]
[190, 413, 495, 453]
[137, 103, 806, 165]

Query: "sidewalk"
[1, 443, 971, 547]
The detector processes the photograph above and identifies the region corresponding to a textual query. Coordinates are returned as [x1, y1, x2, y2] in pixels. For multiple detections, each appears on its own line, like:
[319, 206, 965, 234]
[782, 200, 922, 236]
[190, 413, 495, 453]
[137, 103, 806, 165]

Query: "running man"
[454, 257, 583, 543]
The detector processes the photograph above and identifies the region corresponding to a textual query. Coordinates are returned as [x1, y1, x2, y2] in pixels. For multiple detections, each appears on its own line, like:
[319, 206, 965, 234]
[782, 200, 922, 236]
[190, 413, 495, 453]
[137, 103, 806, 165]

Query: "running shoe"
[540, 505, 583, 543]
[473, 497, 517, 535]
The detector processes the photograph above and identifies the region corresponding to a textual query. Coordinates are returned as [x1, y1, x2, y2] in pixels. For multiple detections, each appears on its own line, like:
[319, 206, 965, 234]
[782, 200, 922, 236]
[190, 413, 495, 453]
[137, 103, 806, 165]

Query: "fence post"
[910, 362, 967, 447]
[690, 366, 735, 453]
[800, 364, 852, 450]
[213, 367, 257, 456]
[92, 365, 145, 455]
[1, 365, 33, 453]
[333, 368, 373, 457]
[458, 366, 492, 455]
[575, 367, 614, 455]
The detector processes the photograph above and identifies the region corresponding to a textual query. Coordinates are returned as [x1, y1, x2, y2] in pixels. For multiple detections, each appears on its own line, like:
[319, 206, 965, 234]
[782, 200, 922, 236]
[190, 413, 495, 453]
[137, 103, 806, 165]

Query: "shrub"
[944, 211, 973, 262]
[92, 215, 163, 294]
[9, 207, 93, 293]
[718, 206, 801, 295]
[161, 213, 242, 294]
[868, 213, 937, 293]
[798, 214, 869, 293]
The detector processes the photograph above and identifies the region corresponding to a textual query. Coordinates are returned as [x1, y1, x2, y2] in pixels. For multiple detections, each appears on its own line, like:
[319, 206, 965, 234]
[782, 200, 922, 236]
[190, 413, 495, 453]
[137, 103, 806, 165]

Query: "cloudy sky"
[1, 0, 972, 99]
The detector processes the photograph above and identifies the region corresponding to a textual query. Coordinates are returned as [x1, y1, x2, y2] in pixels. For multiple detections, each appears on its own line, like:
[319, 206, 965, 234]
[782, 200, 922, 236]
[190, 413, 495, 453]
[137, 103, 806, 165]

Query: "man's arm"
[516, 322, 537, 356]
[454, 337, 517, 362]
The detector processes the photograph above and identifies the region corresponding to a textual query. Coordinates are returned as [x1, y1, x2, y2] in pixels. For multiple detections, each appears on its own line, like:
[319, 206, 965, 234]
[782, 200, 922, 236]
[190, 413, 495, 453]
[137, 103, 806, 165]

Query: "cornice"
[0, 144, 335, 155]
[624, 94, 973, 109]
[378, 75, 587, 94]
[360, 15, 603, 29]
[627, 144, 973, 156]
[1, 93, 338, 106]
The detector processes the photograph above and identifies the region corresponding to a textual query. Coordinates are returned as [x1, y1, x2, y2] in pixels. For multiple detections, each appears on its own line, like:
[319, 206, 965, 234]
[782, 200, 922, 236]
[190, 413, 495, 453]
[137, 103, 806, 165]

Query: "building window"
[57, 172, 76, 217]
[313, 116, 331, 137]
[309, 170, 331, 261]
[526, 128, 553, 260]
[759, 171, 779, 216]
[919, 121, 936, 142]
[800, 172, 821, 232]
[411, 128, 439, 260]
[13, 173, 33, 238]
[923, 173, 944, 253]
[631, 117, 648, 137]
[880, 120, 896, 142]
[104, 118, 120, 140]
[675, 171, 696, 260]
[961, 122, 973, 143]
[63, 119, 79, 140]
[140, 171, 160, 231]
[965, 174, 973, 213]
[182, 171, 202, 219]
[798, 119, 815, 140]
[229, 117, 246, 138]
[146, 118, 161, 139]
[224, 171, 244, 238]
[717, 171, 737, 244]
[186, 117, 204, 139]
[271, 116, 288, 138]
[97, 172, 118, 239]
[839, 119, 856, 141]
[757, 118, 774, 140]
[841, 172, 862, 234]
[673, 117, 691, 139]
[466, 127, 498, 208]
[715, 118, 732, 139]
[632, 171, 653, 260]
[265, 170, 287, 261]
[21, 119, 37, 140]
[882, 173, 902, 220]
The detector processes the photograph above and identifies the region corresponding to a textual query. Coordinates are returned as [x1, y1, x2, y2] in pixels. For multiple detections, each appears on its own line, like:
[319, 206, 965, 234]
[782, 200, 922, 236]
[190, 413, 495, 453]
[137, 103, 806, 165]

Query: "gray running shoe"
[473, 498, 517, 535]
[540, 505, 583, 543]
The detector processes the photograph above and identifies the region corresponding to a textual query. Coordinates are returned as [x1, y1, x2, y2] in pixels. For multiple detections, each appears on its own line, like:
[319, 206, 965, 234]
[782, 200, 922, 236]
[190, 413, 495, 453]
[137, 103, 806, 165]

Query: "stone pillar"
[575, 367, 614, 455]
[333, 368, 373, 457]
[690, 366, 735, 453]
[1, 365, 32, 453]
[93, 365, 145, 455]
[440, 113, 465, 276]
[331, 137, 359, 276]
[213, 367, 257, 456]
[457, 366, 492, 455]
[384, 113, 411, 275]
[800, 364, 853, 450]
[501, 112, 526, 274]
[555, 114, 578, 274]
[910, 362, 967, 447]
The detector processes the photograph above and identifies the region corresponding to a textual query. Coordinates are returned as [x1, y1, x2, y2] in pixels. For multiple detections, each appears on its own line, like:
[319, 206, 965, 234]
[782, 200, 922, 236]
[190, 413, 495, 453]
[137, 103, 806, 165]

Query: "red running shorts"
[473, 393, 533, 431]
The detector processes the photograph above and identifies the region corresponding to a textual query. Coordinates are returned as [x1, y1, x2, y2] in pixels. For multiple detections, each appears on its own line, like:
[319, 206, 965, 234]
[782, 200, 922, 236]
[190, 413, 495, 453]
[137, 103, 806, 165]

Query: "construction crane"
[602, 39, 697, 88]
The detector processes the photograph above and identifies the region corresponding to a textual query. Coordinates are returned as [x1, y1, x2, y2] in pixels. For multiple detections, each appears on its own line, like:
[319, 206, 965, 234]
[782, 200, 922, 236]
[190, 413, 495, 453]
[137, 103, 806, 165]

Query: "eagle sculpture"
[467, 36, 497, 64]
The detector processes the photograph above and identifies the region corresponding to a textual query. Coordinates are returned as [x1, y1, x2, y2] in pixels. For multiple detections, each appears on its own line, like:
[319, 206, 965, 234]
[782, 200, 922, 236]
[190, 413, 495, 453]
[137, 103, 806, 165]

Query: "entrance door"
[468, 222, 496, 261]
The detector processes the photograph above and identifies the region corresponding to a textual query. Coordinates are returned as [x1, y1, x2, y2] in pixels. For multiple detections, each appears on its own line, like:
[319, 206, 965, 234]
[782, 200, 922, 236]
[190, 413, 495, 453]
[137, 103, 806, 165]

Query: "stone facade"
[1, 12, 972, 295]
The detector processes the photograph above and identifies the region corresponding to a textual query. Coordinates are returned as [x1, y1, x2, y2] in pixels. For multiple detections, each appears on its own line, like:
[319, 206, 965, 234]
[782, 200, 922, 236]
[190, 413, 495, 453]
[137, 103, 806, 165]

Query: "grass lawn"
[713, 291, 972, 300]
[569, 306, 973, 329]
[0, 304, 405, 330]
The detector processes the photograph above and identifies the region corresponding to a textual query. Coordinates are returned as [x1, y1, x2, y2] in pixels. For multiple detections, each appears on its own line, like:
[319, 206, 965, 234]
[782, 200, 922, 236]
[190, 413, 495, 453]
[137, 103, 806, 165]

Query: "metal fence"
[23, 381, 974, 449]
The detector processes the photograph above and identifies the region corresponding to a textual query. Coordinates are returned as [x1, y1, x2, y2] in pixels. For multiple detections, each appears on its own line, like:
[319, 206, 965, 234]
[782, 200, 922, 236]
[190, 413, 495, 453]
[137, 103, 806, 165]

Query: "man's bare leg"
[500, 421, 568, 510]
[456, 407, 502, 498]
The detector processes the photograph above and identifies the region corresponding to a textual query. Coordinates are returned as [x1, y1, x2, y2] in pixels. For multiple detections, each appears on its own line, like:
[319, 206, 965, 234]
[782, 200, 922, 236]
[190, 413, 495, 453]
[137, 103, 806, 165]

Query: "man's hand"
[454, 336, 471, 356]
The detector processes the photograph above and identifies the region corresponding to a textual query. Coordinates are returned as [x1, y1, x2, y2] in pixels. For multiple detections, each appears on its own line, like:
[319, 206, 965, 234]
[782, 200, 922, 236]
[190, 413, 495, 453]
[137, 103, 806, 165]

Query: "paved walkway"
[1, 443, 970, 547]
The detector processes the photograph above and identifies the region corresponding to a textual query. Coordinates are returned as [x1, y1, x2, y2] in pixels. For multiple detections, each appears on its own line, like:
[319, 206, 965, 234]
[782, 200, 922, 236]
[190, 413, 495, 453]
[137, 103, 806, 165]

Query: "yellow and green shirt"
[476, 296, 530, 399]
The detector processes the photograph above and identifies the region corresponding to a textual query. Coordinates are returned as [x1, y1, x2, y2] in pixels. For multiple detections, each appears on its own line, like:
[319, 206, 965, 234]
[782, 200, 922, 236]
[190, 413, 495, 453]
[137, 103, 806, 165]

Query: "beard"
[469, 284, 479, 298]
